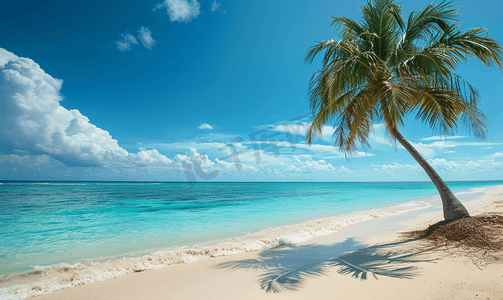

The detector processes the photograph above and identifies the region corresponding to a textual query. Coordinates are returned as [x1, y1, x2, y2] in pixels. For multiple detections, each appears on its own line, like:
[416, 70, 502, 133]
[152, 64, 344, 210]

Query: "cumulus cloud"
[290, 155, 336, 172]
[138, 27, 156, 50]
[174, 147, 223, 182]
[427, 158, 459, 171]
[0, 48, 171, 168]
[372, 162, 419, 171]
[129, 148, 171, 167]
[198, 123, 213, 130]
[493, 152, 503, 159]
[421, 157, 502, 175]
[167, 145, 353, 182]
[155, 0, 200, 23]
[116, 32, 138, 52]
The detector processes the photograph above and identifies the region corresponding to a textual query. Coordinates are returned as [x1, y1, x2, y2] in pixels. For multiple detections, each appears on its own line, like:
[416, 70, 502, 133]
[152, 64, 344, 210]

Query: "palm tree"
[305, 0, 503, 222]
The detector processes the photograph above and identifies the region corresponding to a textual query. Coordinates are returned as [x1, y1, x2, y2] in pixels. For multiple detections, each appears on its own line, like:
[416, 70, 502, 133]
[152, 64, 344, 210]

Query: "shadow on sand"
[217, 237, 433, 293]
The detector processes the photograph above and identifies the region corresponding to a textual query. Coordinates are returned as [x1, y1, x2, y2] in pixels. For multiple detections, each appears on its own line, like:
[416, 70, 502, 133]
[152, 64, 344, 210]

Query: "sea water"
[0, 181, 501, 298]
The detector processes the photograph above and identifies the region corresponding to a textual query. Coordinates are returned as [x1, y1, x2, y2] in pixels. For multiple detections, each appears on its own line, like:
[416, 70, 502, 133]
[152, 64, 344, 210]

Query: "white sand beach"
[30, 185, 503, 300]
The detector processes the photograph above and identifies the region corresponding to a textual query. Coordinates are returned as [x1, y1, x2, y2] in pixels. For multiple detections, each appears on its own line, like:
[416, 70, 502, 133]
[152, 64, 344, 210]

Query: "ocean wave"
[0, 200, 431, 300]
[454, 187, 492, 195]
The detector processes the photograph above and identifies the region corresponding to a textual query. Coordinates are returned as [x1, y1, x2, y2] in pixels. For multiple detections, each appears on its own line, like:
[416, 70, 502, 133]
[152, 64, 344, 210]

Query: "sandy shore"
[32, 185, 503, 300]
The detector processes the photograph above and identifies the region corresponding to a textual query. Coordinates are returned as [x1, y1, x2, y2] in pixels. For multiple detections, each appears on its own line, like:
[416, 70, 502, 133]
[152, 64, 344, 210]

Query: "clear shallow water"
[0, 181, 501, 298]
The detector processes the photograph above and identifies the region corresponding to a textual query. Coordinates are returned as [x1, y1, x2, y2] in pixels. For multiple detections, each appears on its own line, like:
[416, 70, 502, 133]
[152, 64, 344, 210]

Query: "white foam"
[0, 200, 431, 300]
[454, 187, 491, 196]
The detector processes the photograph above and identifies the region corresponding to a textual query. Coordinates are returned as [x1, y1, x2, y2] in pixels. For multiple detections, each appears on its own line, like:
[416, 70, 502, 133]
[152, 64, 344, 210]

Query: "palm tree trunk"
[390, 128, 470, 221]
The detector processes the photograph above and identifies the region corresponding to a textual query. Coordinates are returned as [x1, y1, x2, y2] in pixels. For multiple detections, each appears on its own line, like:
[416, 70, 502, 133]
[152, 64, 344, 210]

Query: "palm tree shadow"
[329, 240, 433, 280]
[217, 237, 433, 293]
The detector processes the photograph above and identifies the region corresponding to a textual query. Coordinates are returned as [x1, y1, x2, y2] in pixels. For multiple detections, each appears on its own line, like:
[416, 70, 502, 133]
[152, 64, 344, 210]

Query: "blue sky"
[1, 0, 502, 182]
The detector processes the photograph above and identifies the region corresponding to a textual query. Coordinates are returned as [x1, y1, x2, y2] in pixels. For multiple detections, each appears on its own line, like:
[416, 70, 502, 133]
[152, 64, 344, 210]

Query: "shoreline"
[0, 196, 434, 299]
[2, 184, 502, 299]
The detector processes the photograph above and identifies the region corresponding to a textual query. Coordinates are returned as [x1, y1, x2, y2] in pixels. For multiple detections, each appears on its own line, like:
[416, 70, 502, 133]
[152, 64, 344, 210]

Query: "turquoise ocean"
[0, 181, 502, 299]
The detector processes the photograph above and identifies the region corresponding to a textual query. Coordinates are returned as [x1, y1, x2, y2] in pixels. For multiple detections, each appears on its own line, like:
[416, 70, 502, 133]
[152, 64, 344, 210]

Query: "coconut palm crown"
[305, 0, 503, 221]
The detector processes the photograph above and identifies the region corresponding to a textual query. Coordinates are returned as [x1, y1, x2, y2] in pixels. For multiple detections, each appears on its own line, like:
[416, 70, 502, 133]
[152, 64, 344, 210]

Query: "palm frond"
[402, 1, 459, 47]
[305, 0, 499, 157]
[331, 16, 366, 39]
[441, 26, 503, 68]
[332, 87, 381, 156]
[307, 89, 358, 145]
[304, 39, 340, 65]
[360, 0, 402, 60]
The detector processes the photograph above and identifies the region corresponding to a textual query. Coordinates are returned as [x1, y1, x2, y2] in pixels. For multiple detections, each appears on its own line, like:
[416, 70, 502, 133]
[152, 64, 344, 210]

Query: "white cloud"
[138, 27, 156, 50]
[214, 158, 234, 171]
[116, 28, 156, 52]
[164, 140, 502, 181]
[291, 155, 336, 172]
[420, 135, 466, 141]
[415, 157, 503, 175]
[0, 154, 30, 164]
[155, 0, 201, 23]
[427, 158, 459, 171]
[0, 48, 172, 168]
[337, 166, 354, 176]
[166, 145, 353, 181]
[409, 142, 436, 158]
[405, 140, 501, 159]
[129, 149, 171, 167]
[493, 152, 503, 159]
[209, 1, 225, 13]
[198, 123, 213, 130]
[261, 121, 390, 153]
[248, 119, 378, 159]
[466, 160, 480, 170]
[419, 141, 501, 149]
[371, 123, 394, 146]
[260, 119, 332, 143]
[371, 162, 419, 171]
[294, 154, 312, 161]
[174, 147, 239, 180]
[370, 125, 500, 158]
[0, 154, 51, 168]
[3, 54, 495, 184]
[210, 1, 221, 11]
[256, 121, 499, 167]
[116, 32, 138, 52]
